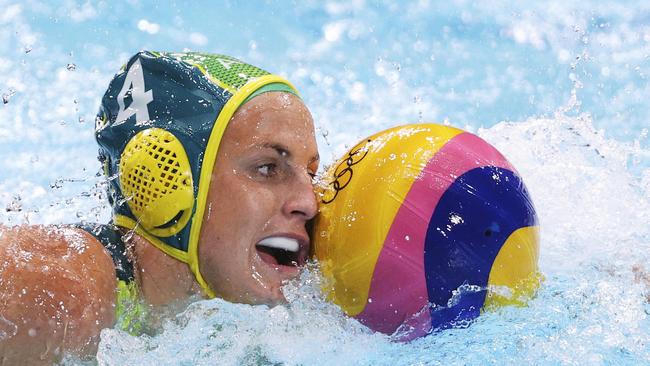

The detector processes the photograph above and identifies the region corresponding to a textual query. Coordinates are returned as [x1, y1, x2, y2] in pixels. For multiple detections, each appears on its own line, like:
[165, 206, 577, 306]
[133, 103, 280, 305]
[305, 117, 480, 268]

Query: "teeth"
[256, 237, 299, 252]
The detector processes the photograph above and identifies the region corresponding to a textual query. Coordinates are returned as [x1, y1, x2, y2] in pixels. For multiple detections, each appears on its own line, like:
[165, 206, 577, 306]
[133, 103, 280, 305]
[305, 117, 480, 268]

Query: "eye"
[257, 163, 277, 177]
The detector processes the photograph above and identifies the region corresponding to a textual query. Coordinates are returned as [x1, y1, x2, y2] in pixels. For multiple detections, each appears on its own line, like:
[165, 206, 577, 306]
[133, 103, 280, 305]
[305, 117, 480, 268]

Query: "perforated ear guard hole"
[119, 128, 194, 237]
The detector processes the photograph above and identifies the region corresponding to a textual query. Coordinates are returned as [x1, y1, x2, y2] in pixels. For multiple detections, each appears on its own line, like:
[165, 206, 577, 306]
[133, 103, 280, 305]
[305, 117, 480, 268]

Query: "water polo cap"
[95, 51, 300, 298]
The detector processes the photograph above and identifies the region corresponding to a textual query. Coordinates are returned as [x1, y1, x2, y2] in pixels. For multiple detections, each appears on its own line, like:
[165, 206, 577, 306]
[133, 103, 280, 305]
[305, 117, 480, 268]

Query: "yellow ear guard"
[119, 128, 194, 237]
[95, 51, 300, 298]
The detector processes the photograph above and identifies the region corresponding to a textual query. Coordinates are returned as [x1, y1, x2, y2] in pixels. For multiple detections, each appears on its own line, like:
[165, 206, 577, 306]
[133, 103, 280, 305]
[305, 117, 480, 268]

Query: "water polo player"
[0, 51, 319, 363]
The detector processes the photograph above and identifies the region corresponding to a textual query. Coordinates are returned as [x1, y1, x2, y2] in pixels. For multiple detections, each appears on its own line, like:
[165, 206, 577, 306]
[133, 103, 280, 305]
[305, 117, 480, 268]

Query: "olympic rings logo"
[322, 139, 371, 204]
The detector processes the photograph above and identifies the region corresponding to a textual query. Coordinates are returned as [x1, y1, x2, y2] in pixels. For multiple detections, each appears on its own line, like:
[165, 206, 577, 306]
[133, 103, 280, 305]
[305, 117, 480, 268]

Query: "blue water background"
[0, 1, 648, 365]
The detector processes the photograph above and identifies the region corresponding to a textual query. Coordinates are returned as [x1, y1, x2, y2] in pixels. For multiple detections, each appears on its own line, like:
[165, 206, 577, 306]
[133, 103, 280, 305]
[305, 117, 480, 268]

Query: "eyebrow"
[261, 143, 320, 165]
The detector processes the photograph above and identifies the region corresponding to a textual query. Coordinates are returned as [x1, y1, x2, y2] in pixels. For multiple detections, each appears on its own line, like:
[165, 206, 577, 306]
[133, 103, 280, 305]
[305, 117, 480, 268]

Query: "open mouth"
[256, 236, 305, 267]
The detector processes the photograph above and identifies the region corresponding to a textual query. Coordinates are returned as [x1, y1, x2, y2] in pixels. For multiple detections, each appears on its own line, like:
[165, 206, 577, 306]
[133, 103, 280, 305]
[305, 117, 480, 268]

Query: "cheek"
[215, 180, 273, 228]
[198, 176, 277, 264]
[204, 173, 256, 225]
[219, 173, 281, 221]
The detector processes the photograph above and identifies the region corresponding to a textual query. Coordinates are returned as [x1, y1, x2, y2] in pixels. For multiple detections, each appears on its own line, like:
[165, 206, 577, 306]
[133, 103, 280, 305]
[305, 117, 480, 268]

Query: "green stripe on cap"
[242, 82, 299, 105]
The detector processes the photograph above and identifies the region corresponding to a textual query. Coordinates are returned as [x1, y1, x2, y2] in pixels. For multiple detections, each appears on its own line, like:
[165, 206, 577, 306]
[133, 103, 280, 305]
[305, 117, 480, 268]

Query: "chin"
[251, 286, 287, 306]
[224, 282, 286, 306]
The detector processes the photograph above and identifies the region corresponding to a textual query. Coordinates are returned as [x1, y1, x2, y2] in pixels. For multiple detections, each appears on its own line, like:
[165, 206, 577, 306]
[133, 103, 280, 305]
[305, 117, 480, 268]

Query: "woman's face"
[198, 92, 319, 305]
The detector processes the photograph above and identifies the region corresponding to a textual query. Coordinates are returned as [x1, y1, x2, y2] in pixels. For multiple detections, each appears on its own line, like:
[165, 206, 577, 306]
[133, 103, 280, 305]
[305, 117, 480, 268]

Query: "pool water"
[0, 1, 648, 365]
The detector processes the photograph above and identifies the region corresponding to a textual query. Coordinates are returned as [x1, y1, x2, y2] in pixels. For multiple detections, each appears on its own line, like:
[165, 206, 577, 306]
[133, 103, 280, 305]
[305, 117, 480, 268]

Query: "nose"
[282, 170, 318, 221]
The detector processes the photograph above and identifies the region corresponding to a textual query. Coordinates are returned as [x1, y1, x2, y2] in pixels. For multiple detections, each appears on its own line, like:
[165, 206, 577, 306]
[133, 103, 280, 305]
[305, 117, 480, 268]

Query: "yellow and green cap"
[95, 51, 300, 298]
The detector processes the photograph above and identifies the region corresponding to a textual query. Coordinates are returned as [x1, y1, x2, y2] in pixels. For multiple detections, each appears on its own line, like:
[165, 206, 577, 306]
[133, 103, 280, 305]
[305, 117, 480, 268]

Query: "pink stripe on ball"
[357, 132, 514, 337]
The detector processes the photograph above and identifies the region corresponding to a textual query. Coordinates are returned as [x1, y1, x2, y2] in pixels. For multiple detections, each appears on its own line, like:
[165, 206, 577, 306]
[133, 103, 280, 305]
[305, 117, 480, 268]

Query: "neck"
[124, 230, 204, 307]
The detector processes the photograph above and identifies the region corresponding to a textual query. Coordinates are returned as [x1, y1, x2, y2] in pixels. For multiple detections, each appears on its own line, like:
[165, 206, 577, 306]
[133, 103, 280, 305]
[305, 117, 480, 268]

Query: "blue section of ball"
[423, 166, 537, 330]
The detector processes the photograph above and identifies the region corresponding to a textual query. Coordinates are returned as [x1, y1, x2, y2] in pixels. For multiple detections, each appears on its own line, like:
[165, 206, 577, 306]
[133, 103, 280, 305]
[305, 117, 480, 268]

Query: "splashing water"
[90, 266, 385, 366]
[1, 0, 649, 364]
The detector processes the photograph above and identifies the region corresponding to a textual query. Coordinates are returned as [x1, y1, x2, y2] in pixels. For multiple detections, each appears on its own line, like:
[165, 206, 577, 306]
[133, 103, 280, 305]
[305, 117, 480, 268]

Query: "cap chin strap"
[113, 214, 217, 299]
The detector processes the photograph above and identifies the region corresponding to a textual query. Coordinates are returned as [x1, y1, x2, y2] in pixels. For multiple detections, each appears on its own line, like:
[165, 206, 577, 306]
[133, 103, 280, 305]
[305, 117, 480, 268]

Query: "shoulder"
[0, 225, 118, 363]
[0, 225, 117, 285]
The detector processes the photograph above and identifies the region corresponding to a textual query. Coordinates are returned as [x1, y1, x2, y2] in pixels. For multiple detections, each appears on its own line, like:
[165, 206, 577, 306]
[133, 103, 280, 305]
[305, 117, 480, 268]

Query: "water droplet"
[50, 179, 64, 189]
[120, 229, 135, 243]
[449, 213, 464, 225]
[5, 195, 22, 212]
[66, 63, 76, 71]
[2, 89, 16, 104]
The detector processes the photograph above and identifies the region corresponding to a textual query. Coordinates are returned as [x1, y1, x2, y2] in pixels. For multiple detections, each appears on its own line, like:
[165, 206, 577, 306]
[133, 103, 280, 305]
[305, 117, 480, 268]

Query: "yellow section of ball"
[483, 225, 542, 310]
[313, 124, 463, 316]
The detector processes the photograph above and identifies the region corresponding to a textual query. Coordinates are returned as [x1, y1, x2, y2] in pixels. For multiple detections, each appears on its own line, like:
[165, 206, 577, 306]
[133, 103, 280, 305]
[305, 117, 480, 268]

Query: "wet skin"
[0, 225, 116, 364]
[198, 92, 320, 305]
